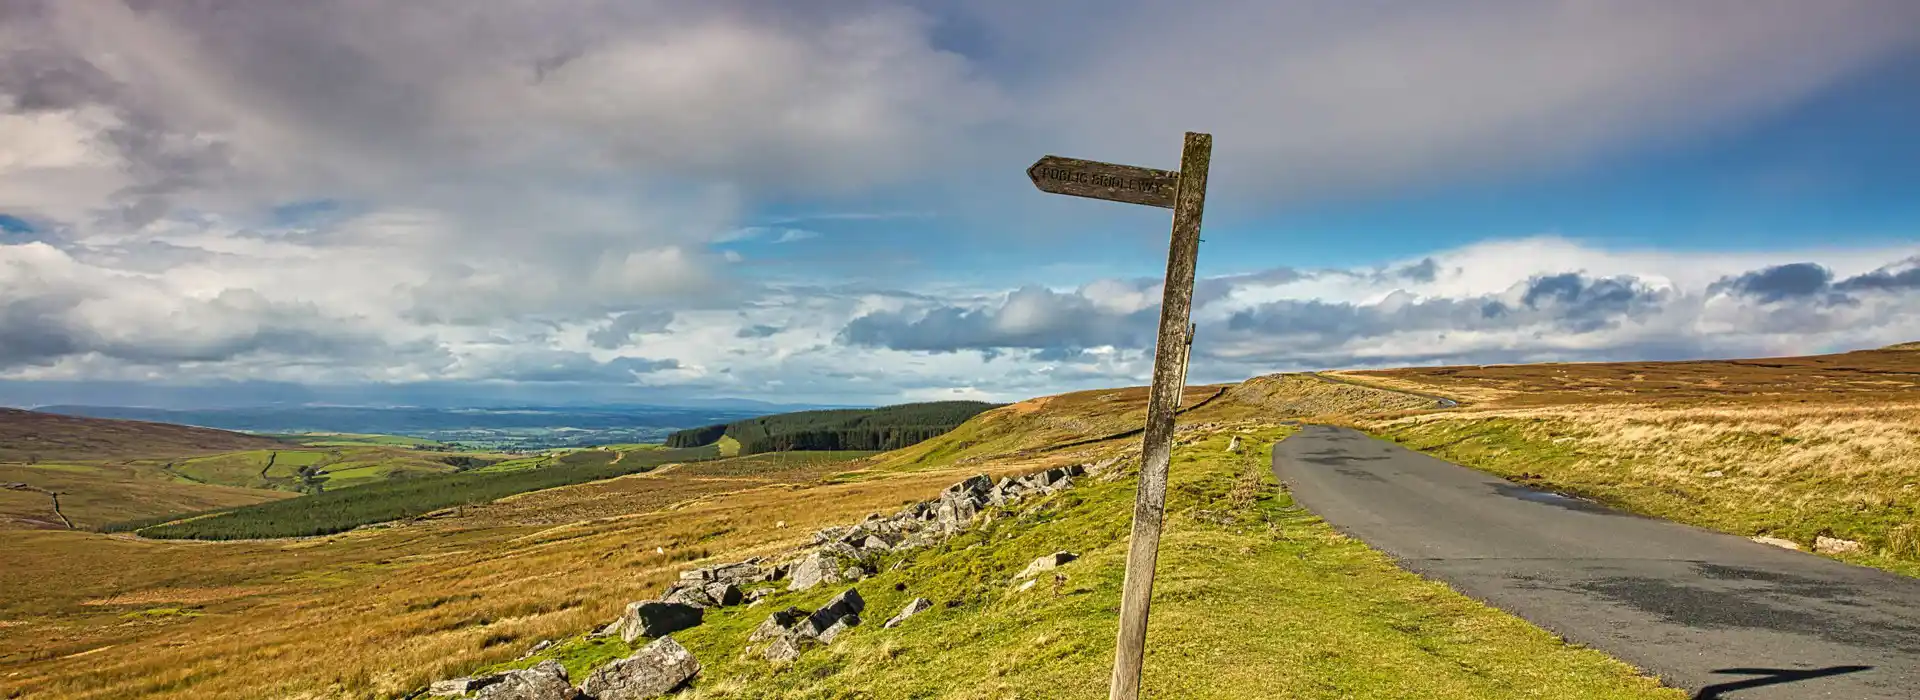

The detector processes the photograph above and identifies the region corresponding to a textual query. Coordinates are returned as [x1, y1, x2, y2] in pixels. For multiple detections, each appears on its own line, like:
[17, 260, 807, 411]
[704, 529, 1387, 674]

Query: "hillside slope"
[666, 401, 999, 455]
[0, 408, 288, 462]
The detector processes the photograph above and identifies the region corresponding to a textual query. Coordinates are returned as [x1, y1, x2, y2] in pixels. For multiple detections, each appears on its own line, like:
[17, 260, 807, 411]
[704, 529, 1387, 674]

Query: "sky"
[2, 0, 1919, 408]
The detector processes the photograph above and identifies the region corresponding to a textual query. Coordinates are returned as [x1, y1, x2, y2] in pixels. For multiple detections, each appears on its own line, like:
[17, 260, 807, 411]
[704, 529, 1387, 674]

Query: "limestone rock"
[619, 601, 704, 643]
[473, 661, 572, 700]
[704, 582, 743, 607]
[786, 550, 848, 592]
[429, 676, 500, 696]
[1815, 536, 1864, 554]
[945, 474, 992, 497]
[749, 607, 808, 643]
[883, 597, 933, 628]
[1751, 536, 1801, 551]
[580, 636, 700, 700]
[817, 613, 860, 644]
[760, 633, 809, 663]
[1016, 551, 1078, 580]
[805, 588, 865, 635]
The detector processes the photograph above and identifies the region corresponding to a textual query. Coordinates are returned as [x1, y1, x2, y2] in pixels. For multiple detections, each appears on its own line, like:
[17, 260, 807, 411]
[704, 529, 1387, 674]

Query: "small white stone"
[1751, 536, 1800, 551]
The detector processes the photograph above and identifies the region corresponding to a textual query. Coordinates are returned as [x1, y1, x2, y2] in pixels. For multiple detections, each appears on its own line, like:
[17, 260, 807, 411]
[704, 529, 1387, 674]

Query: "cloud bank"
[2, 1, 1918, 404]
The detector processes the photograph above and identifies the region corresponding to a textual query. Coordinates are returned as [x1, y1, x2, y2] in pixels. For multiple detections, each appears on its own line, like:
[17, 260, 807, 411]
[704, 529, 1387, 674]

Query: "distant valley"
[31, 404, 801, 451]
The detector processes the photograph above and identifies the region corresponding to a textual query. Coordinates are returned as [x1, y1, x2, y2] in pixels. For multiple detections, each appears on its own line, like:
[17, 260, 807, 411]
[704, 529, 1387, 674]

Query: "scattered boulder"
[473, 661, 573, 700]
[1815, 536, 1864, 554]
[705, 583, 743, 607]
[429, 676, 501, 697]
[883, 597, 933, 628]
[946, 474, 992, 497]
[760, 633, 809, 664]
[1014, 579, 1038, 594]
[518, 639, 555, 660]
[662, 586, 715, 609]
[580, 636, 700, 700]
[817, 614, 860, 644]
[802, 588, 865, 637]
[1016, 551, 1078, 580]
[1751, 536, 1801, 551]
[749, 607, 808, 643]
[787, 550, 849, 592]
[619, 601, 704, 643]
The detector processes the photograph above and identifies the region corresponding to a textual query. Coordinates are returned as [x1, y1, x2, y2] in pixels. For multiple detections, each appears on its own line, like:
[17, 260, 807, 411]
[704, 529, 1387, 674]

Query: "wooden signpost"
[1028, 132, 1212, 700]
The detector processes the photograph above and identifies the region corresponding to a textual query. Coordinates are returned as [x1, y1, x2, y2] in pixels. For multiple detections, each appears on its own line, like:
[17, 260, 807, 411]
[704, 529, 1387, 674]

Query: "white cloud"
[2, 1, 1918, 404]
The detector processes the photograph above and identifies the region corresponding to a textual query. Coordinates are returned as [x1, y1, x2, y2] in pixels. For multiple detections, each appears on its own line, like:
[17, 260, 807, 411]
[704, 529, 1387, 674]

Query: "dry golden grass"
[0, 392, 1201, 700]
[1226, 373, 1437, 417]
[1345, 346, 1920, 408]
[0, 463, 289, 531]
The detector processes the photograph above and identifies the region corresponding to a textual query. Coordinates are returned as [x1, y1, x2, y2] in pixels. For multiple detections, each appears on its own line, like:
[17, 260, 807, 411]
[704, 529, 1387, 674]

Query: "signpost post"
[1027, 132, 1212, 700]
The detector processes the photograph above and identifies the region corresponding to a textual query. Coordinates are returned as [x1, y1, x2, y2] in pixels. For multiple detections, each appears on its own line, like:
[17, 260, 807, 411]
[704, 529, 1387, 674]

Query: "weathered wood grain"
[1108, 132, 1211, 700]
[1027, 155, 1180, 209]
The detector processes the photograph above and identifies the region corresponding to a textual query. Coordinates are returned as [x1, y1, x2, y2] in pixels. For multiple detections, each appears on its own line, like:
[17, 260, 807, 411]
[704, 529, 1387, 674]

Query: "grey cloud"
[1708, 259, 1920, 304]
[1393, 258, 1439, 284]
[844, 269, 1678, 360]
[485, 351, 679, 383]
[0, 284, 424, 370]
[839, 285, 1158, 353]
[588, 310, 675, 349]
[736, 324, 781, 338]
[1710, 263, 1835, 302]
[1836, 258, 1920, 293]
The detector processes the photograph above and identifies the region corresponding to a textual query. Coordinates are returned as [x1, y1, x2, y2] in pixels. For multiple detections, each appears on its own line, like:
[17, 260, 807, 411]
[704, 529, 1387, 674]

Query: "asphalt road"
[1272, 425, 1920, 699]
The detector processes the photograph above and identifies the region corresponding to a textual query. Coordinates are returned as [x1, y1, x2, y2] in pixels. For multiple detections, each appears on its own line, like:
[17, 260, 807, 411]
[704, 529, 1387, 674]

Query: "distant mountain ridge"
[32, 405, 788, 436]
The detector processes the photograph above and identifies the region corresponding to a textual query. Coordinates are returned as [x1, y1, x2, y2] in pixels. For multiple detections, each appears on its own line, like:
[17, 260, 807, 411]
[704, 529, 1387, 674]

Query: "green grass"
[124, 444, 722, 540]
[485, 429, 1680, 700]
[1373, 418, 1920, 578]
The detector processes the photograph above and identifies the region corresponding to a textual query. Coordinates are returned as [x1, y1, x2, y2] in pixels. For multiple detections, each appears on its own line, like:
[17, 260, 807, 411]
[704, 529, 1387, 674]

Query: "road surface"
[1272, 425, 1920, 699]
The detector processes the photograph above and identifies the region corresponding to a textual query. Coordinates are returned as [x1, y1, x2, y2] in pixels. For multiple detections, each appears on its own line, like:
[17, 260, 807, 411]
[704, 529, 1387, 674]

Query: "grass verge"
[1371, 413, 1920, 578]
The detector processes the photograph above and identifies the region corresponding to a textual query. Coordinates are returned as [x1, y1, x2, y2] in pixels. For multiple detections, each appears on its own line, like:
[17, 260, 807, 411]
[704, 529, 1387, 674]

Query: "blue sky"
[2, 1, 1918, 407]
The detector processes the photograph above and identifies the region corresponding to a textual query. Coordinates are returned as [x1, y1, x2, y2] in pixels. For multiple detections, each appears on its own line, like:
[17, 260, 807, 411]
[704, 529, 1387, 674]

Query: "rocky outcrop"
[472, 661, 574, 700]
[745, 588, 865, 663]
[429, 676, 500, 696]
[882, 597, 932, 628]
[427, 464, 1099, 695]
[618, 601, 704, 643]
[1015, 551, 1078, 580]
[580, 637, 700, 700]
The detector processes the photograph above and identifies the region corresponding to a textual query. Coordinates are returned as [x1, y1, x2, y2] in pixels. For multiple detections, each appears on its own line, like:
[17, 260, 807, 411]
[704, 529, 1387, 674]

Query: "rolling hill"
[664, 401, 1001, 454]
[0, 408, 289, 463]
